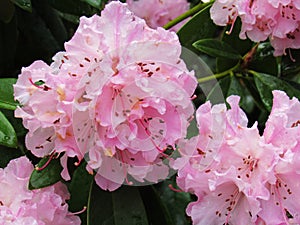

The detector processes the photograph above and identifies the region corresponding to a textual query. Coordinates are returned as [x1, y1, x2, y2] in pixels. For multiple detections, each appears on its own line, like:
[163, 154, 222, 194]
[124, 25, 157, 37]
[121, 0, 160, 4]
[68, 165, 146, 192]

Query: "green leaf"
[0, 110, 17, 148]
[9, 0, 32, 12]
[81, 0, 102, 8]
[29, 157, 63, 190]
[0, 145, 23, 168]
[253, 71, 300, 111]
[139, 185, 173, 225]
[68, 162, 94, 225]
[87, 184, 149, 225]
[0, 78, 18, 110]
[0, 0, 15, 23]
[217, 18, 253, 72]
[249, 42, 277, 76]
[150, 179, 191, 225]
[193, 39, 242, 60]
[177, 5, 218, 51]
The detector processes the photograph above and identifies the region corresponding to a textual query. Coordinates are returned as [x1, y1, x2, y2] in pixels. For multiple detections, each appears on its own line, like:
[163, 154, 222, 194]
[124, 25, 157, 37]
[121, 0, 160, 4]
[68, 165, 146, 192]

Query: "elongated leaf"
[0, 145, 23, 168]
[193, 39, 242, 60]
[29, 157, 62, 190]
[177, 5, 218, 51]
[112, 186, 149, 225]
[248, 42, 277, 76]
[0, 0, 15, 23]
[87, 184, 149, 225]
[253, 71, 300, 111]
[68, 162, 94, 225]
[217, 18, 252, 72]
[0, 78, 18, 110]
[10, 0, 32, 12]
[0, 110, 17, 148]
[81, 0, 102, 8]
[88, 181, 114, 225]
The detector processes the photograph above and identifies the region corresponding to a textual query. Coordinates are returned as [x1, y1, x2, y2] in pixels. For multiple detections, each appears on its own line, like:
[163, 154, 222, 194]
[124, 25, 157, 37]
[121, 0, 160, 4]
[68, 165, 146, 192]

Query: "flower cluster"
[0, 157, 80, 225]
[126, 0, 190, 31]
[210, 0, 300, 56]
[14, 1, 197, 191]
[173, 90, 300, 224]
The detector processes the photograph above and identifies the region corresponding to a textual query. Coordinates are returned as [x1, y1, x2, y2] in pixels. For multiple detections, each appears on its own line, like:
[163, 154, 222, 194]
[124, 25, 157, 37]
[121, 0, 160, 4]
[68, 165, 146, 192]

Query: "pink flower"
[69, 2, 196, 190]
[14, 1, 197, 191]
[0, 156, 81, 225]
[126, 0, 190, 31]
[175, 90, 300, 224]
[210, 0, 300, 55]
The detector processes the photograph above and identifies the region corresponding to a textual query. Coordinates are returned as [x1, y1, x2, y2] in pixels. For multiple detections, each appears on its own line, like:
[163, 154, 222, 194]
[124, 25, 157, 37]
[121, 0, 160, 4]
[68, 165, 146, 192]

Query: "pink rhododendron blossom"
[175, 90, 300, 224]
[126, 0, 190, 31]
[0, 156, 80, 225]
[210, 0, 300, 55]
[14, 1, 197, 191]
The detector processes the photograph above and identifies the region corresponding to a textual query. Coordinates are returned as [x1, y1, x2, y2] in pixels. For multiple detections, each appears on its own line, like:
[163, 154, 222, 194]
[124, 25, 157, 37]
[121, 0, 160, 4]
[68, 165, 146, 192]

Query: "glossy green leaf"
[0, 110, 17, 148]
[217, 18, 252, 72]
[0, 78, 18, 110]
[154, 179, 191, 225]
[29, 157, 63, 190]
[48, 0, 94, 16]
[68, 162, 94, 225]
[249, 42, 277, 76]
[193, 39, 242, 60]
[177, 5, 218, 51]
[81, 0, 102, 8]
[87, 184, 149, 225]
[253, 71, 300, 111]
[10, 0, 32, 12]
[207, 75, 255, 112]
[0, 0, 15, 23]
[139, 185, 173, 225]
[0, 145, 23, 168]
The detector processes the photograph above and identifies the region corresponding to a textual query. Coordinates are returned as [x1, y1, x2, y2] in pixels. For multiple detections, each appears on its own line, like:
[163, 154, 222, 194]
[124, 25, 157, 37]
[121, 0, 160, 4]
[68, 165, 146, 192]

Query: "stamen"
[68, 206, 87, 216]
[168, 184, 183, 193]
[35, 152, 56, 171]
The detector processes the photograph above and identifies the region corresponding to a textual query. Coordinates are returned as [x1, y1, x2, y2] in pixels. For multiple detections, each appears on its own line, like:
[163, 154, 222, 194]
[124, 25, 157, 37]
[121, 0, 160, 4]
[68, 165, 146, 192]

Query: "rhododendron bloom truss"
[0, 157, 80, 225]
[210, 0, 300, 56]
[14, 2, 197, 191]
[174, 90, 300, 224]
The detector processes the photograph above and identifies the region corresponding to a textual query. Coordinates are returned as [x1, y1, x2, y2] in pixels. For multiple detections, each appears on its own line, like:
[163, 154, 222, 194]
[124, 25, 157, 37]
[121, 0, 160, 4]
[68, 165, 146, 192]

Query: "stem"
[163, 1, 213, 30]
[197, 62, 240, 83]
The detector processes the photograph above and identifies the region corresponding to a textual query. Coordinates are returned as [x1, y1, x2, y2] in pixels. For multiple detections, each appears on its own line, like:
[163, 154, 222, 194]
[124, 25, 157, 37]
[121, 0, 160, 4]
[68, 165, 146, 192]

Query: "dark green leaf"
[1, 109, 27, 137]
[10, 0, 32, 12]
[68, 162, 94, 225]
[253, 71, 300, 111]
[29, 157, 63, 190]
[249, 42, 277, 76]
[154, 179, 192, 225]
[0, 0, 15, 23]
[87, 181, 114, 225]
[177, 5, 218, 51]
[81, 0, 102, 8]
[193, 39, 242, 60]
[112, 186, 149, 225]
[0, 110, 17, 148]
[48, 0, 94, 16]
[87, 184, 149, 225]
[217, 18, 253, 72]
[0, 145, 23, 168]
[139, 185, 173, 225]
[0, 78, 18, 110]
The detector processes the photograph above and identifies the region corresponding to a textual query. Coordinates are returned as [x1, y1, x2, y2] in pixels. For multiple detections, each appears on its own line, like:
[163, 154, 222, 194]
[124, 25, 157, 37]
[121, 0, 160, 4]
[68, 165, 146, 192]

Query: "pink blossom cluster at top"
[126, 0, 190, 31]
[14, 2, 197, 191]
[173, 90, 300, 224]
[0, 157, 80, 225]
[210, 0, 300, 56]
